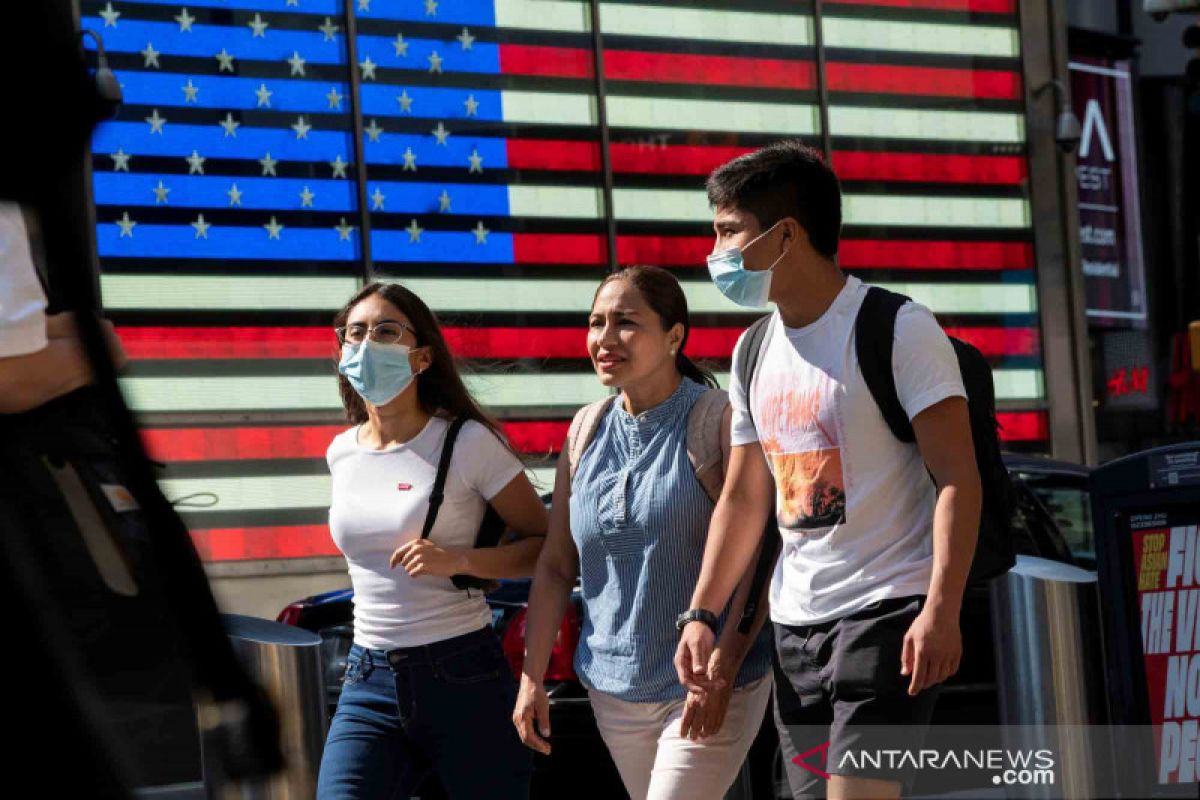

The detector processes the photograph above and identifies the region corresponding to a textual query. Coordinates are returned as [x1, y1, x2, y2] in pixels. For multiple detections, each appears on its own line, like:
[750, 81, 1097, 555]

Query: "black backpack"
[734, 286, 1016, 632]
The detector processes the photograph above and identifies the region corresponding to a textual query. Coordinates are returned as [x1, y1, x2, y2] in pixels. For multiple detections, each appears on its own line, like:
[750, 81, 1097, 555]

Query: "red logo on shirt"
[397, 483, 413, 491]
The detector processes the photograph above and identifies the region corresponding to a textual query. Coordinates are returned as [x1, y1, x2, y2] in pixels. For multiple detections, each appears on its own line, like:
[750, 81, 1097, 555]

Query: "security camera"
[1055, 109, 1083, 154]
[1034, 80, 1082, 155]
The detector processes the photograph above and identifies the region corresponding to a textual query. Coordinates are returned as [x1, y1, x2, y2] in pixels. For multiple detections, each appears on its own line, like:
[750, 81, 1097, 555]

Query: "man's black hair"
[706, 140, 842, 259]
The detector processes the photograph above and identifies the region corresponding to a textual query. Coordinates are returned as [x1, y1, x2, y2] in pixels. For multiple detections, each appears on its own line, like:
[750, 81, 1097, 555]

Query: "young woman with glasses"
[316, 282, 547, 800]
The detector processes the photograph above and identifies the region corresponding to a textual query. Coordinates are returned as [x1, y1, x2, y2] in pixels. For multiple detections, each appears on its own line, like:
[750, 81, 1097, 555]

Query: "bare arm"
[676, 437, 775, 692]
[522, 447, 579, 682]
[710, 405, 770, 671]
[391, 470, 548, 580]
[455, 471, 548, 579]
[901, 396, 982, 694]
[0, 313, 127, 414]
[513, 446, 580, 754]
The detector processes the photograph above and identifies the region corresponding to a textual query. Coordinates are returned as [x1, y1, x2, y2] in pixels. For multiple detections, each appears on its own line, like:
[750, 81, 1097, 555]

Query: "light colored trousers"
[588, 676, 772, 800]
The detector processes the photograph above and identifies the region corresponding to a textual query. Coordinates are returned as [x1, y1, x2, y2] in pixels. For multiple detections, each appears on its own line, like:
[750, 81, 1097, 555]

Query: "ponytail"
[676, 351, 717, 389]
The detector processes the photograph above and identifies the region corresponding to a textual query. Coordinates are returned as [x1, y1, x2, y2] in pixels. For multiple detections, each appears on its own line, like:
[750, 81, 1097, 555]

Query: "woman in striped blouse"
[513, 265, 772, 800]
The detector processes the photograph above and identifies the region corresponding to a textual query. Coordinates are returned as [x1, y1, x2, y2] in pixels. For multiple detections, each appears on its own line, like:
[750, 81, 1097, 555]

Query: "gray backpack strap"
[686, 388, 728, 504]
[566, 396, 614, 481]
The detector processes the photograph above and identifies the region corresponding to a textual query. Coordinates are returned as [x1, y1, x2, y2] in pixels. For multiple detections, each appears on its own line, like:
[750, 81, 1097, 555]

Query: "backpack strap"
[735, 315, 774, 421]
[855, 286, 915, 444]
[420, 417, 467, 541]
[686, 388, 728, 504]
[731, 314, 779, 635]
[566, 396, 615, 482]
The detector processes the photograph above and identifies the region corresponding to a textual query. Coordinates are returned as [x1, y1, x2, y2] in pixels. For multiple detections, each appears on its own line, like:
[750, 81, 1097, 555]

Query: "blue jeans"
[317, 627, 532, 799]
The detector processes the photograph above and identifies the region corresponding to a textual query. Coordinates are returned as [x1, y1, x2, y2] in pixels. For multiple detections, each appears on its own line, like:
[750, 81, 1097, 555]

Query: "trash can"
[990, 556, 1111, 798]
[209, 614, 328, 799]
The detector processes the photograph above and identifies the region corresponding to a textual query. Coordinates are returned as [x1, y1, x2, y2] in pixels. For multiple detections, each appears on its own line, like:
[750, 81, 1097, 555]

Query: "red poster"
[1131, 515, 1200, 783]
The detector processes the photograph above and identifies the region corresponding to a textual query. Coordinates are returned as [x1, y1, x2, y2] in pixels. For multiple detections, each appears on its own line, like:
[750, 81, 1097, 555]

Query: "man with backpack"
[674, 141, 986, 799]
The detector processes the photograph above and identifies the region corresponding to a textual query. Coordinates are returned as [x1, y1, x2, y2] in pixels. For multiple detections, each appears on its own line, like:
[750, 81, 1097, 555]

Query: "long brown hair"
[593, 265, 718, 389]
[333, 282, 511, 445]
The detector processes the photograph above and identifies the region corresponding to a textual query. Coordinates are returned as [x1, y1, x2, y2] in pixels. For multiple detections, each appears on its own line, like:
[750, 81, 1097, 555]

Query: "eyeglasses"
[335, 321, 416, 346]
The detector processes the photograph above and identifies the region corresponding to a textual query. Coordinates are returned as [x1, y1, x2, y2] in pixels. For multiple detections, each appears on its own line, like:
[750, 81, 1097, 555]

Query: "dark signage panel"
[1068, 57, 1148, 328]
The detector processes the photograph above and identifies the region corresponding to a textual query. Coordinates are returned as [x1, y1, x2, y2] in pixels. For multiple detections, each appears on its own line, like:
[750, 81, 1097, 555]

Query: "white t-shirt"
[327, 416, 524, 649]
[730, 276, 966, 626]
[0, 203, 48, 358]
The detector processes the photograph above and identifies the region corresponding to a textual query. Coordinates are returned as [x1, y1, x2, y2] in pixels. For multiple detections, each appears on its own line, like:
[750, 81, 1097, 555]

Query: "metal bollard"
[208, 614, 328, 799]
[990, 556, 1111, 799]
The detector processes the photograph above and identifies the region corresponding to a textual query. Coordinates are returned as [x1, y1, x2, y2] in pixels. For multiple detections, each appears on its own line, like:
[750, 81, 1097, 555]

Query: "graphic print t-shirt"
[730, 276, 966, 625]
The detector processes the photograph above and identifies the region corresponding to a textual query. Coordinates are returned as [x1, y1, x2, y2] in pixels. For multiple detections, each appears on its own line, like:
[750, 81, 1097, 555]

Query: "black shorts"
[772, 595, 940, 799]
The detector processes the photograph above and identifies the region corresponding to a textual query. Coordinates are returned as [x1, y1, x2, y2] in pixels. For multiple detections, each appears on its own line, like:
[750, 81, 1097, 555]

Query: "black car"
[278, 454, 1094, 799]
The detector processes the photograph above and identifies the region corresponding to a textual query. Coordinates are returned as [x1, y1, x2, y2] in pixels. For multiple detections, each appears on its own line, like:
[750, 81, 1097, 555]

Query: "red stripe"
[603, 50, 815, 90]
[444, 327, 588, 358]
[500, 45, 1015, 99]
[191, 525, 338, 561]
[464, 235, 1034, 269]
[504, 421, 571, 453]
[118, 327, 338, 359]
[996, 411, 1048, 442]
[142, 421, 579, 462]
[117, 326, 591, 360]
[832, 151, 1026, 185]
[823, 0, 1015, 12]
[498, 44, 593, 79]
[944, 326, 1040, 358]
[827, 63, 1020, 99]
[506, 140, 1024, 185]
[839, 240, 1033, 270]
[141, 426, 344, 461]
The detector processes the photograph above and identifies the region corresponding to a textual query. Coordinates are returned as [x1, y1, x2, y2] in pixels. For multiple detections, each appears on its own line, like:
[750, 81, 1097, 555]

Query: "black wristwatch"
[675, 608, 718, 636]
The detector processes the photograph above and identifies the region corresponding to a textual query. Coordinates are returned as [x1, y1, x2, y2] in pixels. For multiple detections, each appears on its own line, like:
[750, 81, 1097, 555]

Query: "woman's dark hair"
[333, 282, 511, 445]
[705, 139, 842, 259]
[594, 265, 718, 389]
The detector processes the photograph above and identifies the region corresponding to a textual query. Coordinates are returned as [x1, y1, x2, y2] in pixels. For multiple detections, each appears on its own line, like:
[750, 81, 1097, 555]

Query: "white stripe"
[843, 195, 1030, 229]
[508, 185, 603, 218]
[599, 3, 813, 47]
[822, 17, 1019, 58]
[992, 369, 1044, 402]
[162, 475, 331, 512]
[102, 275, 357, 310]
[494, 0, 591, 33]
[161, 466, 557, 513]
[500, 92, 819, 135]
[878, 282, 1037, 315]
[828, 106, 1025, 144]
[494, 0, 815, 46]
[603, 187, 1029, 228]
[500, 90, 597, 126]
[607, 95, 818, 135]
[122, 362, 1040, 416]
[101, 275, 1037, 315]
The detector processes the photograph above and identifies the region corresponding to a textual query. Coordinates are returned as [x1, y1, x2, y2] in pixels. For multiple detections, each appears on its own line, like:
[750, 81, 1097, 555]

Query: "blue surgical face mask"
[338, 339, 417, 407]
[706, 222, 789, 308]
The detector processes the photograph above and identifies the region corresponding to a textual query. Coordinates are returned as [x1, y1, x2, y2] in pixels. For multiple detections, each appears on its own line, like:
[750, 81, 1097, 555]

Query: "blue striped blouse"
[569, 377, 772, 703]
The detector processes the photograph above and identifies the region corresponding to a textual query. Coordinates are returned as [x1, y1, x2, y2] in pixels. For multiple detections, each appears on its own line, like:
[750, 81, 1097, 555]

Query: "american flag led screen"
[82, 0, 1046, 562]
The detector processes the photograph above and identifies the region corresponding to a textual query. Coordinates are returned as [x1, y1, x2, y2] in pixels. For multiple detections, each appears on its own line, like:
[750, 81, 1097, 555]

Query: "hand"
[900, 606, 962, 696]
[674, 621, 723, 694]
[679, 648, 735, 740]
[512, 674, 552, 755]
[389, 538, 467, 577]
[680, 682, 734, 741]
